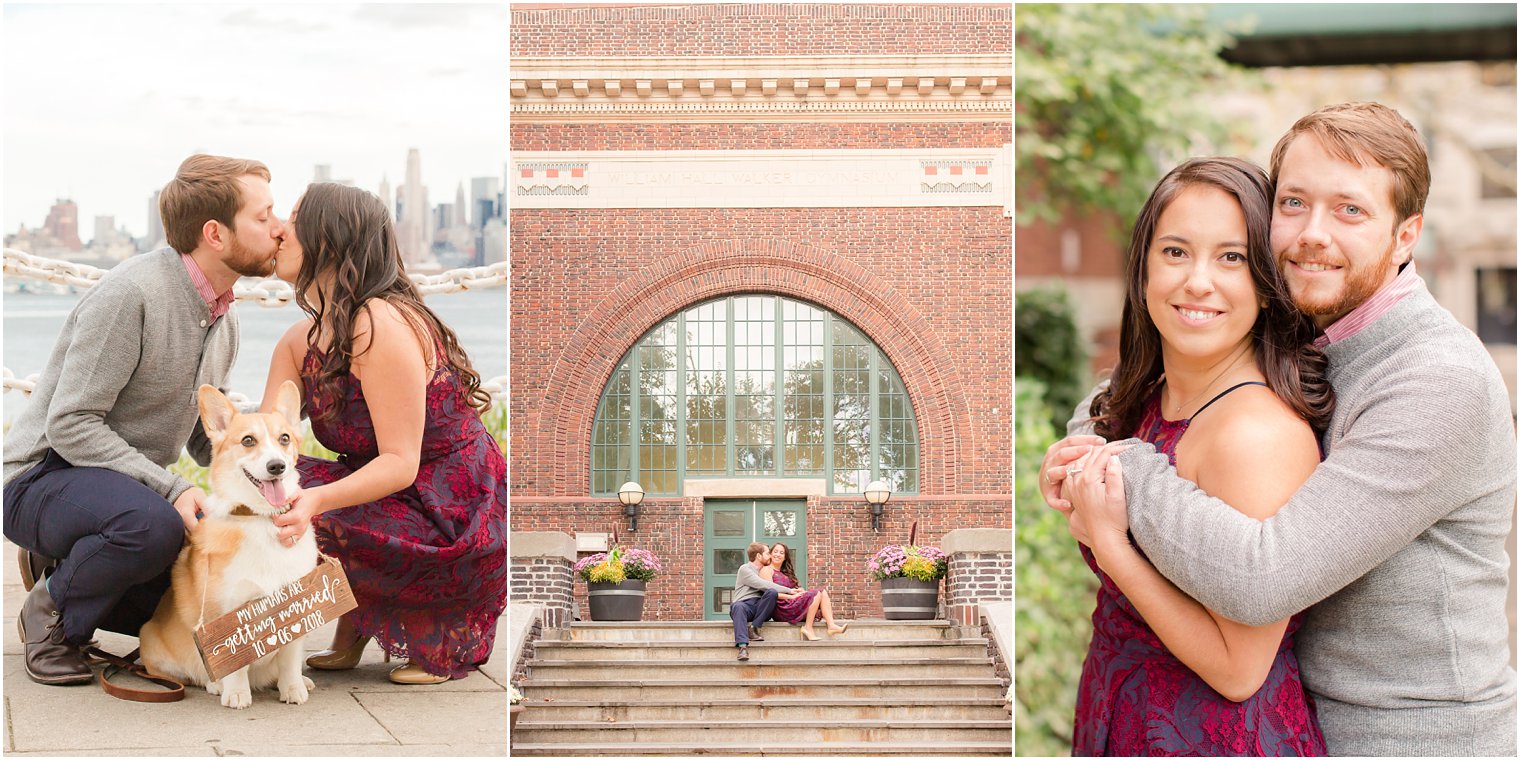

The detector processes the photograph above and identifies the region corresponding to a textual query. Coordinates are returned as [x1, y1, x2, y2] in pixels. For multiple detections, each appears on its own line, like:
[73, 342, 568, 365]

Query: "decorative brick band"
[509, 557, 574, 629]
[510, 122, 1012, 152]
[945, 551, 1012, 627]
[532, 237, 975, 496]
[510, 4, 1012, 58]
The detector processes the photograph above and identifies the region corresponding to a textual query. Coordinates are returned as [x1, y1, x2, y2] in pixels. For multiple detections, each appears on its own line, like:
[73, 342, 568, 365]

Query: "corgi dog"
[139, 380, 319, 709]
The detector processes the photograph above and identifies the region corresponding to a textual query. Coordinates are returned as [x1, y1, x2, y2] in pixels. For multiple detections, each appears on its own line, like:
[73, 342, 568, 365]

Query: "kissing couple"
[5, 154, 507, 689]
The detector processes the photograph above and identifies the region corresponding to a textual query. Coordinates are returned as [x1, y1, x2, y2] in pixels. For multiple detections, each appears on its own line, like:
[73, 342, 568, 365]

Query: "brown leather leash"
[85, 646, 185, 703]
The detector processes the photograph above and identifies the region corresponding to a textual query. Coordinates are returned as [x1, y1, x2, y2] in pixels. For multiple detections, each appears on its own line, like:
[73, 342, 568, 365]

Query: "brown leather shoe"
[17, 582, 92, 685]
[17, 547, 57, 593]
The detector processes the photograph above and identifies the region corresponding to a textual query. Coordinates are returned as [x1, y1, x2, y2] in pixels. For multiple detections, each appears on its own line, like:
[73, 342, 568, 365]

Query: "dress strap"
[1188, 381, 1268, 422]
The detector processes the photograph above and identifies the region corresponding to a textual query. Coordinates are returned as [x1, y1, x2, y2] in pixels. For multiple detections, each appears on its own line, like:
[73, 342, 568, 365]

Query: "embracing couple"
[5, 155, 507, 687]
[729, 542, 849, 661]
[1040, 102, 1516, 756]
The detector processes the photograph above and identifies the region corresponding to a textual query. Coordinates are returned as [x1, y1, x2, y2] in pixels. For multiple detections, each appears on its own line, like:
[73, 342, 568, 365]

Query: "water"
[3, 287, 505, 422]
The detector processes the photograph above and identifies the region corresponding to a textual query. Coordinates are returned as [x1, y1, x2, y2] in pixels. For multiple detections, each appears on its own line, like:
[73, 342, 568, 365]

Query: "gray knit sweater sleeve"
[43, 276, 193, 501]
[1117, 362, 1501, 626]
[735, 563, 796, 594]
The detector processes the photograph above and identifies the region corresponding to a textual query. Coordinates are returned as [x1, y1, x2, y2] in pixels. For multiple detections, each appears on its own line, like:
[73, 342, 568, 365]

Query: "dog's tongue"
[258, 480, 289, 507]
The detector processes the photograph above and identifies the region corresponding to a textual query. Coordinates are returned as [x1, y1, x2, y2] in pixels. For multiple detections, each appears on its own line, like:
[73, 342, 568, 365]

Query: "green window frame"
[591, 294, 919, 496]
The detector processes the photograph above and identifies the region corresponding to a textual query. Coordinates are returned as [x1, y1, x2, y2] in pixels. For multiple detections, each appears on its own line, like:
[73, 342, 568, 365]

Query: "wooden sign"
[192, 555, 358, 683]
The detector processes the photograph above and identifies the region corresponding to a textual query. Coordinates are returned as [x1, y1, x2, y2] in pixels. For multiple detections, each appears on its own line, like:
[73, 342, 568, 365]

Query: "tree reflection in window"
[591, 295, 918, 496]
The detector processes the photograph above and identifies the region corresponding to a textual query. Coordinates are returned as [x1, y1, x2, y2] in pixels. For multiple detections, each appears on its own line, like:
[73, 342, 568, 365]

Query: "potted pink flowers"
[868, 543, 948, 620]
[574, 546, 663, 621]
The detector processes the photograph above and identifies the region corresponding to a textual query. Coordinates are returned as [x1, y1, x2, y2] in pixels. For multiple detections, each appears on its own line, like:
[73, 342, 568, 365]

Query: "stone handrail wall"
[943, 527, 1012, 626]
[509, 531, 577, 629]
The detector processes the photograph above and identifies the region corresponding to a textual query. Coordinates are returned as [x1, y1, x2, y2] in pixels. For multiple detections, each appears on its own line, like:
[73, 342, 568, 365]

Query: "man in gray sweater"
[3, 155, 283, 685]
[1044, 103, 1516, 755]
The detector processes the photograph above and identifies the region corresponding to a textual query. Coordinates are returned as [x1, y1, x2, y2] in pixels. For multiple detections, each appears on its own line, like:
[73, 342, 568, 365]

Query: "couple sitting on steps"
[729, 541, 849, 661]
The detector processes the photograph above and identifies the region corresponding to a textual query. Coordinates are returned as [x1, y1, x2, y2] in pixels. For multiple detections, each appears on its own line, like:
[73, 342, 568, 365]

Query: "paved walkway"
[2, 540, 508, 756]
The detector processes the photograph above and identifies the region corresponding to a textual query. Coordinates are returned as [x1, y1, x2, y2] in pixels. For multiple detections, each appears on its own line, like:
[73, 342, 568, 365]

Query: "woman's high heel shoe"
[306, 635, 374, 670]
[389, 661, 451, 685]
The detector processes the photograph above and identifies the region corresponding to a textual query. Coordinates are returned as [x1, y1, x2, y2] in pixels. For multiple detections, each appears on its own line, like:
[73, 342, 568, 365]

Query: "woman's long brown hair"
[1089, 158, 1334, 441]
[292, 182, 491, 421]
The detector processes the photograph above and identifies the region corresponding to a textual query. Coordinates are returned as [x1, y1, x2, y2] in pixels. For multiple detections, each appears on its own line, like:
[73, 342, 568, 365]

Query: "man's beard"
[225, 232, 276, 278]
[1284, 238, 1397, 322]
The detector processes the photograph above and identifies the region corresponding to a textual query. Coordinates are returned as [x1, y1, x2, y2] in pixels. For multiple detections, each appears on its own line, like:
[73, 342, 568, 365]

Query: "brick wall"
[510, 210, 1012, 498]
[510, 4, 1012, 57]
[945, 550, 1013, 626]
[511, 1, 1013, 623]
[511, 123, 1012, 152]
[510, 497, 1009, 622]
[509, 557, 574, 629]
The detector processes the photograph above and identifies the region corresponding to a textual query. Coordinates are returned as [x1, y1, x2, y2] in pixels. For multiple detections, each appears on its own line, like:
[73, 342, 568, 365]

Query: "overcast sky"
[3, 3, 507, 241]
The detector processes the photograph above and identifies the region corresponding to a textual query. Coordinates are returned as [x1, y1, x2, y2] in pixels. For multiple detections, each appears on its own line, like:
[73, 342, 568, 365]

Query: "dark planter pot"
[881, 577, 940, 620]
[588, 579, 647, 621]
[510, 703, 524, 734]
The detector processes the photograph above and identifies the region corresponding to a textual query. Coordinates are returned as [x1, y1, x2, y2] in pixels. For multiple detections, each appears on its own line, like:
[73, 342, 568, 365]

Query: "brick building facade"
[510, 3, 1012, 622]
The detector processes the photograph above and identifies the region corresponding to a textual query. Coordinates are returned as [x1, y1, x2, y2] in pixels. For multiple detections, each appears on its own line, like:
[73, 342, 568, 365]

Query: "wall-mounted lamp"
[864, 479, 892, 531]
[618, 481, 645, 532]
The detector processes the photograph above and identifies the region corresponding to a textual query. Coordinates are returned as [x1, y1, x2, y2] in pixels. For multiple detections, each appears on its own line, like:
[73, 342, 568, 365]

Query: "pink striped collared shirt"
[180, 252, 236, 325]
[1312, 262, 1420, 348]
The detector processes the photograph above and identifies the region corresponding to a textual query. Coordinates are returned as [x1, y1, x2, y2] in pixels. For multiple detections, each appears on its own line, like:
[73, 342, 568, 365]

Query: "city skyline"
[3, 3, 507, 242]
[6, 152, 506, 247]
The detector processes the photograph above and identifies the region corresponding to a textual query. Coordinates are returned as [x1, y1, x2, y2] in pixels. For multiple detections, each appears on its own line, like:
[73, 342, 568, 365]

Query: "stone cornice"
[509, 55, 1011, 123]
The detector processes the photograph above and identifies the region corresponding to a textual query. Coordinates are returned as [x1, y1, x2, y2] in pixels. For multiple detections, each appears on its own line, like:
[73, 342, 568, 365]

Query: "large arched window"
[591, 295, 919, 496]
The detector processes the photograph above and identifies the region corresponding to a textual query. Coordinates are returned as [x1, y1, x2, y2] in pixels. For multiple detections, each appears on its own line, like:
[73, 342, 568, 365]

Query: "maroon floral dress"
[769, 570, 821, 624]
[296, 348, 507, 679]
[1072, 391, 1325, 756]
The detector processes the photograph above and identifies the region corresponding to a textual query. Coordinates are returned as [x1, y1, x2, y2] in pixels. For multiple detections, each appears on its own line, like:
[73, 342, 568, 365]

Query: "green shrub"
[1014, 288, 1088, 431]
[1014, 379, 1097, 757]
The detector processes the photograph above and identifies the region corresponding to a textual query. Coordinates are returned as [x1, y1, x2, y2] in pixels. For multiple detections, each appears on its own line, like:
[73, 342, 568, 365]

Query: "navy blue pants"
[729, 589, 778, 647]
[3, 450, 184, 644]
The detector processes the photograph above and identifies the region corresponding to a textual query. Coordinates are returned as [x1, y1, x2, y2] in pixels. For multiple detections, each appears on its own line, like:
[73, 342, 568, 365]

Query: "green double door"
[702, 499, 808, 620]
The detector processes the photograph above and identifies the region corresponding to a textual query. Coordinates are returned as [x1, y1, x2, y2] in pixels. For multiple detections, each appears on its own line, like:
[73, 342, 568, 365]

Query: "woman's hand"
[273, 485, 321, 547]
[1064, 445, 1131, 551]
[1041, 435, 1107, 513]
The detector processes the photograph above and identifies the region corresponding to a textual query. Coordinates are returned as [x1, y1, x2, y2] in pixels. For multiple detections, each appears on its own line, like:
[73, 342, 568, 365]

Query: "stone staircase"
[510, 619, 1011, 756]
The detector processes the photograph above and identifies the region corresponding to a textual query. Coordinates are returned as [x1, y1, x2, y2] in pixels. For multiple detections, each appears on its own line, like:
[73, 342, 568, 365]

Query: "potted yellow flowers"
[868, 543, 948, 620]
[574, 546, 663, 621]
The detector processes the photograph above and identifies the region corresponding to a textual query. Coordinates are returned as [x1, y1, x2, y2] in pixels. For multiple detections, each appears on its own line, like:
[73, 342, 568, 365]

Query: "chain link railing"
[3, 248, 506, 407]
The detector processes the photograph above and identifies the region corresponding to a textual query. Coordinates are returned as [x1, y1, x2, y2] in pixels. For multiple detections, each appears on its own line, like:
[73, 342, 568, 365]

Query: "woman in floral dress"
[1059, 158, 1329, 755]
[260, 182, 507, 684]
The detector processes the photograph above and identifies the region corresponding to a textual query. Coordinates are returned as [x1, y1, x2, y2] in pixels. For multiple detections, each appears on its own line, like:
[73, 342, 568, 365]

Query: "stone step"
[519, 678, 1006, 702]
[521, 697, 1009, 722]
[527, 658, 993, 681]
[534, 638, 989, 661]
[511, 719, 1013, 745]
[560, 619, 961, 642]
[508, 740, 1013, 756]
